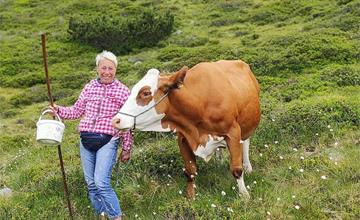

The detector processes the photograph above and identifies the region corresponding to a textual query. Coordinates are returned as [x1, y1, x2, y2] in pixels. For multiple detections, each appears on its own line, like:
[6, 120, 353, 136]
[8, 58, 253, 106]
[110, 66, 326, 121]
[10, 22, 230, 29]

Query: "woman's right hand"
[48, 104, 59, 116]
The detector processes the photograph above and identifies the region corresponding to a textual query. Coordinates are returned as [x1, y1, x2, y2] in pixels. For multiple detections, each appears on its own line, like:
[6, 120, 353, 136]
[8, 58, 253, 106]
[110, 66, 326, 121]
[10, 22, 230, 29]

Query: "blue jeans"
[80, 137, 121, 218]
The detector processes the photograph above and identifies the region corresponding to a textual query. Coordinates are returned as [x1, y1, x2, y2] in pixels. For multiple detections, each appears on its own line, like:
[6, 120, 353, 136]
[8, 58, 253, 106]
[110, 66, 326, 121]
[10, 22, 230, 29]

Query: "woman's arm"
[57, 86, 88, 120]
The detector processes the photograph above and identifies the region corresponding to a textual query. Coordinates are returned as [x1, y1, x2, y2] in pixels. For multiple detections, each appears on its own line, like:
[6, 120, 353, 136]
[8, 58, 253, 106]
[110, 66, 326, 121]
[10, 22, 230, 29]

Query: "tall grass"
[0, 0, 359, 219]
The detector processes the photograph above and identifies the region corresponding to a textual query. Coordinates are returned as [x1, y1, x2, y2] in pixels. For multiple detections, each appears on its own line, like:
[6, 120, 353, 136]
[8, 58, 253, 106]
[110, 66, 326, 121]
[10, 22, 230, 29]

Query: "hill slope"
[0, 0, 359, 219]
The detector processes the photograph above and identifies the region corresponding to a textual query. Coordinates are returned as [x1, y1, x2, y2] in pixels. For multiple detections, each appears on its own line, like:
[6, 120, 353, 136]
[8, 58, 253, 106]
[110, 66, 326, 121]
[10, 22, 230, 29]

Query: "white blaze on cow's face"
[113, 68, 170, 131]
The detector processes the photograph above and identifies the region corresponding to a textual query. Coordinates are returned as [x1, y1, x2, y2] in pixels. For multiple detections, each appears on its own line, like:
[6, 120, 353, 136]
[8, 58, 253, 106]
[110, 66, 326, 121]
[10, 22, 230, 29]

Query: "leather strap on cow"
[116, 91, 170, 130]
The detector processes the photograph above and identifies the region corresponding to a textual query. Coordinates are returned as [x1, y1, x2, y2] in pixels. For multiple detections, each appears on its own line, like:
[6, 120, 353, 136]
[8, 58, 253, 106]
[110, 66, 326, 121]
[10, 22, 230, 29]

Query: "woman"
[51, 50, 133, 220]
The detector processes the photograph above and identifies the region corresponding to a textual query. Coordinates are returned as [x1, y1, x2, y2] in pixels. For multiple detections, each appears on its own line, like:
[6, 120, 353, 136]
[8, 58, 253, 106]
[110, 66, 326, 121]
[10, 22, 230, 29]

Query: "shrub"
[255, 97, 360, 146]
[68, 9, 174, 54]
[247, 32, 357, 76]
[157, 46, 189, 62]
[249, 1, 304, 25]
[170, 35, 209, 47]
[9, 84, 75, 107]
[55, 71, 93, 89]
[1, 72, 44, 88]
[158, 45, 240, 71]
[321, 64, 360, 86]
[330, 1, 360, 31]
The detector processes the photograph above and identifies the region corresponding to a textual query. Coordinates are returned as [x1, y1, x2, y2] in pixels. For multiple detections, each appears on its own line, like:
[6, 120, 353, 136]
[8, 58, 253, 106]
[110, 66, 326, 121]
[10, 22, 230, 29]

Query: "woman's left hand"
[120, 149, 131, 163]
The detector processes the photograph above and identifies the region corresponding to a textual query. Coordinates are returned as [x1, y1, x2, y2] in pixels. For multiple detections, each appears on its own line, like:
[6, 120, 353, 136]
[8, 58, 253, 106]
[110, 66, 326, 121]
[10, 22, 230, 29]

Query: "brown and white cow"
[112, 60, 260, 199]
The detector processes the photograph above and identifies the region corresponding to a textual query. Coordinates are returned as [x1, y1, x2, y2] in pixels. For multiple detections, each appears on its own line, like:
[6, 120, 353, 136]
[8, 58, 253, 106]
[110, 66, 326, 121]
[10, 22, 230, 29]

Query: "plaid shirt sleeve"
[120, 130, 133, 152]
[57, 85, 87, 120]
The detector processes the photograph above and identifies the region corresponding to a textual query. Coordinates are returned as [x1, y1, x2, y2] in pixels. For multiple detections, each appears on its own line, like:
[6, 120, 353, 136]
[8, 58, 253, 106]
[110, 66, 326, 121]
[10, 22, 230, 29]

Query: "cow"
[112, 60, 260, 199]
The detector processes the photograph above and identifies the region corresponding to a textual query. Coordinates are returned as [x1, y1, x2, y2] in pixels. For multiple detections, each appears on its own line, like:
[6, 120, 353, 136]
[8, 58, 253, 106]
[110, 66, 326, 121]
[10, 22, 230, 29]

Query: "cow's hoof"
[243, 163, 253, 173]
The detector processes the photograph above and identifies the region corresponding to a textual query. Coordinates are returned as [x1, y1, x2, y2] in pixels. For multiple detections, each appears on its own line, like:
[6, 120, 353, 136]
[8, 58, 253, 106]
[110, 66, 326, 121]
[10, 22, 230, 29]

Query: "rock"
[0, 187, 12, 198]
[174, 30, 183, 35]
[128, 57, 144, 63]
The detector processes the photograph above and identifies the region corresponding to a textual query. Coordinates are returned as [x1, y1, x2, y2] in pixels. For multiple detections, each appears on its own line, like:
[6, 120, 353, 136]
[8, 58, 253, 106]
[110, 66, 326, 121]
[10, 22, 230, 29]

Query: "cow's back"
[185, 60, 260, 139]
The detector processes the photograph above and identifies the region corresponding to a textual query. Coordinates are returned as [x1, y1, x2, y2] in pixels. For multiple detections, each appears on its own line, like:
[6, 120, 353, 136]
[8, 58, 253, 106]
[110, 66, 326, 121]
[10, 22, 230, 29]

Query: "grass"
[0, 0, 359, 219]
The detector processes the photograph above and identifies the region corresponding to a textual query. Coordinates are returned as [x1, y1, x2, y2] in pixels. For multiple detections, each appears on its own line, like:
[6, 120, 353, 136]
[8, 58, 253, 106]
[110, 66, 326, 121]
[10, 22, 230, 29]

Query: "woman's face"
[97, 59, 116, 84]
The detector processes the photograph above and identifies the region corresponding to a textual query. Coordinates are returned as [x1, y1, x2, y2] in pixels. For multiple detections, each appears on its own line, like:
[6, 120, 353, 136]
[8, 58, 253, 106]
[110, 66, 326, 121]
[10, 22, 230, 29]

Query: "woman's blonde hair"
[95, 50, 118, 68]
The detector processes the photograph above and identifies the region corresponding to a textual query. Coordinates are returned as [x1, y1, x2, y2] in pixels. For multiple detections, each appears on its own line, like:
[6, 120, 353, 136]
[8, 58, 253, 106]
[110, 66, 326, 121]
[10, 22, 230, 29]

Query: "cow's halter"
[115, 91, 169, 130]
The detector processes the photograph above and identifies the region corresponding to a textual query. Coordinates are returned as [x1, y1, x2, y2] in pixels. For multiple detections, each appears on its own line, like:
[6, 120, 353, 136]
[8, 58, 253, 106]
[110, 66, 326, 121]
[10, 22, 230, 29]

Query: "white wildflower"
[267, 211, 271, 216]
[293, 148, 298, 152]
[277, 197, 281, 201]
[292, 195, 296, 199]
[279, 156, 284, 160]
[288, 166, 292, 170]
[253, 181, 257, 184]
[179, 190, 182, 195]
[275, 141, 279, 144]
[295, 205, 300, 210]
[259, 153, 263, 157]
[227, 207, 234, 212]
[300, 156, 304, 160]
[299, 168, 304, 173]
[211, 204, 217, 208]
[321, 175, 327, 180]
[221, 191, 226, 196]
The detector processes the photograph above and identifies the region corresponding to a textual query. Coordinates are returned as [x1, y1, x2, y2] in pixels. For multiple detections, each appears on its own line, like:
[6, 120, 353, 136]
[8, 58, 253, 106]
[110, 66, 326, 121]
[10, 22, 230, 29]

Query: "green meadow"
[0, 0, 359, 219]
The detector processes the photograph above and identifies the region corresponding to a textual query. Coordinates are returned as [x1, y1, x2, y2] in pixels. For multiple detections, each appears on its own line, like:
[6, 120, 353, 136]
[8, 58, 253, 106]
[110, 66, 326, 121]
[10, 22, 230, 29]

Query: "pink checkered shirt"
[57, 79, 133, 151]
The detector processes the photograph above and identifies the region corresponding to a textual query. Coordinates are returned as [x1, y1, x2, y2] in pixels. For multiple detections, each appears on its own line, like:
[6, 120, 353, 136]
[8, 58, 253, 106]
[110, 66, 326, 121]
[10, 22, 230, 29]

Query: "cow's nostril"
[112, 118, 121, 128]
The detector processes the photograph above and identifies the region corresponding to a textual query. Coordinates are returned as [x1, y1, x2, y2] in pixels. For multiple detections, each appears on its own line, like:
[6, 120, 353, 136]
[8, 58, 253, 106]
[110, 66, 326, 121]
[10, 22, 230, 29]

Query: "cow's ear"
[172, 66, 188, 84]
[159, 66, 188, 93]
[168, 65, 188, 88]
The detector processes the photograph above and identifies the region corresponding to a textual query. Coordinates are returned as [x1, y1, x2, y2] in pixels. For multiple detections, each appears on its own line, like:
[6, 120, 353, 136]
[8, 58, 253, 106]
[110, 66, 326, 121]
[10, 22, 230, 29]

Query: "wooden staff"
[41, 33, 74, 220]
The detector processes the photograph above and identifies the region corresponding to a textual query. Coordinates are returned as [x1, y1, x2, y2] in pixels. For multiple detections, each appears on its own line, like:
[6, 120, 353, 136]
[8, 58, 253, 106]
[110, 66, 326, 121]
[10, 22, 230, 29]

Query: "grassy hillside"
[1, 0, 359, 219]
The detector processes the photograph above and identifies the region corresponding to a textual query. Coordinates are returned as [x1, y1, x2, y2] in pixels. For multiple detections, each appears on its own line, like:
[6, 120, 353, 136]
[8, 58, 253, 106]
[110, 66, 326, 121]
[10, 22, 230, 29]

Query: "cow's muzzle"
[112, 117, 122, 130]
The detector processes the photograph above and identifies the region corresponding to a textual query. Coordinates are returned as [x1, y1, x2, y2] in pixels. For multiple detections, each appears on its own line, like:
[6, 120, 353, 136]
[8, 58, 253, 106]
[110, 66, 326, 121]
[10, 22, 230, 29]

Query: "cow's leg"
[178, 135, 197, 199]
[225, 123, 249, 198]
[243, 139, 252, 173]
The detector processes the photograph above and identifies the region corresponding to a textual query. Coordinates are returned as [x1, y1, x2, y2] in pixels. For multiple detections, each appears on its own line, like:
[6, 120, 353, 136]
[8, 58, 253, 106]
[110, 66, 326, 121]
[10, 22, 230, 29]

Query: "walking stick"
[41, 33, 74, 220]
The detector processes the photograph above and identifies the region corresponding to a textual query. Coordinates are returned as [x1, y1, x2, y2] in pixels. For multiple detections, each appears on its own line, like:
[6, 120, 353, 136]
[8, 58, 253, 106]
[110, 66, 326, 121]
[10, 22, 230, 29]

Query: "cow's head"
[112, 67, 188, 131]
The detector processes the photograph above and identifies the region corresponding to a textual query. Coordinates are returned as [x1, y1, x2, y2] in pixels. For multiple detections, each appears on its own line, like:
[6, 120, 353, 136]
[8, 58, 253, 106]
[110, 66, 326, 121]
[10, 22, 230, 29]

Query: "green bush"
[334, 1, 360, 31]
[157, 46, 189, 62]
[55, 71, 93, 89]
[1, 72, 44, 88]
[68, 9, 174, 54]
[321, 65, 360, 86]
[248, 1, 304, 25]
[255, 97, 360, 146]
[158, 45, 240, 71]
[247, 32, 356, 76]
[9, 84, 75, 107]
